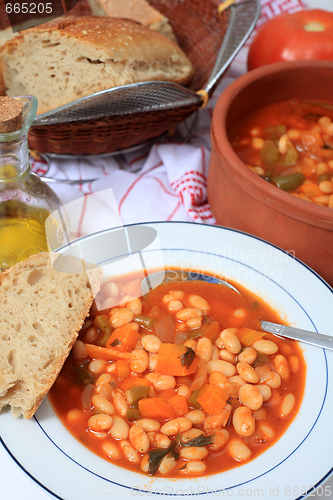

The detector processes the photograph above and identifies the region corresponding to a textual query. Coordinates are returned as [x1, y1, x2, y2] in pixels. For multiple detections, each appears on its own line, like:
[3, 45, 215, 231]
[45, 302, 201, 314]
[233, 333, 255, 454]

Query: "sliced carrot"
[106, 324, 139, 352]
[235, 327, 266, 346]
[159, 389, 176, 402]
[167, 394, 188, 417]
[116, 360, 130, 380]
[299, 182, 322, 198]
[138, 397, 175, 419]
[85, 343, 131, 361]
[196, 384, 229, 415]
[155, 343, 198, 376]
[120, 376, 153, 391]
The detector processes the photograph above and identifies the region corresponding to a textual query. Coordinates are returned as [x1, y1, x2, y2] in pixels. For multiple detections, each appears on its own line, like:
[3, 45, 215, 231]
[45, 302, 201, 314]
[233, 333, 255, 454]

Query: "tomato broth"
[230, 99, 333, 208]
[49, 271, 306, 478]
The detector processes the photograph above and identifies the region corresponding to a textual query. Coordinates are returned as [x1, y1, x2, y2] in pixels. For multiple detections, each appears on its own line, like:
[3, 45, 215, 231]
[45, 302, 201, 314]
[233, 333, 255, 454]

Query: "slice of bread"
[1, 16, 193, 115]
[87, 0, 177, 42]
[0, 252, 102, 419]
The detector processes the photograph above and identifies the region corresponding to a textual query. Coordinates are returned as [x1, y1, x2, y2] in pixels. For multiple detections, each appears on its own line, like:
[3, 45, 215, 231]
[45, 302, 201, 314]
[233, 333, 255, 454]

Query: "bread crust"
[87, 0, 177, 41]
[0, 252, 102, 419]
[1, 16, 193, 114]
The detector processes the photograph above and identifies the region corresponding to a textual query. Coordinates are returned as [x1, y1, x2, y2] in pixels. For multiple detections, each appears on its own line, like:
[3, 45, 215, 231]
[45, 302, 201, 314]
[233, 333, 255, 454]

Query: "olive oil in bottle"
[0, 200, 50, 269]
[0, 96, 60, 270]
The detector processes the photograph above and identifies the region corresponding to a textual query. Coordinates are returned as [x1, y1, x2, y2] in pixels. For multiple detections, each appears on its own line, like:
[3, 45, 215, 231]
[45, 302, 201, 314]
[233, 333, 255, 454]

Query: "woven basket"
[0, 0, 257, 155]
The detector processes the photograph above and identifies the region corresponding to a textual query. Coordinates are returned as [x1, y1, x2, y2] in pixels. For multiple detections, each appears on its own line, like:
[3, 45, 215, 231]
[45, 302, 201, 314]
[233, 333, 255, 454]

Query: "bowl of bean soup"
[1, 222, 332, 500]
[208, 60, 333, 287]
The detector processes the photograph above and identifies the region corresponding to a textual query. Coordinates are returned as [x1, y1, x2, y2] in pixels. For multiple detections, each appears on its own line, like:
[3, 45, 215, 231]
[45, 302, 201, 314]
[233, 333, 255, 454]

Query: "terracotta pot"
[208, 60, 333, 287]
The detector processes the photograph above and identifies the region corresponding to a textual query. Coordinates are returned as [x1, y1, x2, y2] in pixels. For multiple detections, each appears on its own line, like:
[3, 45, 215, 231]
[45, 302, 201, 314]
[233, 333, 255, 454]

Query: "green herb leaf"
[182, 434, 214, 448]
[179, 346, 196, 369]
[110, 339, 121, 347]
[147, 440, 179, 475]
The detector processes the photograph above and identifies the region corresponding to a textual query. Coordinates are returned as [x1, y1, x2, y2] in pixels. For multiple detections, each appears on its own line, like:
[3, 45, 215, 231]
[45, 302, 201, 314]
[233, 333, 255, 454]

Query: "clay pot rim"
[212, 60, 333, 230]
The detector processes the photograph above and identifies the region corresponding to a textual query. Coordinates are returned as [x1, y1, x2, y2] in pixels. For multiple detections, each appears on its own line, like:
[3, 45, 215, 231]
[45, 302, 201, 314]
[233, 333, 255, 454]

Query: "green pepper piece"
[72, 366, 94, 386]
[187, 390, 201, 409]
[253, 352, 270, 368]
[133, 315, 156, 331]
[186, 317, 214, 340]
[264, 124, 286, 140]
[318, 173, 332, 183]
[284, 146, 298, 166]
[93, 315, 112, 336]
[129, 385, 150, 408]
[270, 173, 305, 191]
[260, 140, 279, 165]
[126, 408, 141, 421]
[97, 330, 112, 347]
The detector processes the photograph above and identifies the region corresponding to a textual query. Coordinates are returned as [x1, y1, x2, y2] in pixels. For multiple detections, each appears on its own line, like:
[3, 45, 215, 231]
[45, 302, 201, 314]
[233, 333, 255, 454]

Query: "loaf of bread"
[0, 252, 102, 419]
[1, 16, 194, 115]
[87, 0, 177, 42]
[0, 28, 17, 96]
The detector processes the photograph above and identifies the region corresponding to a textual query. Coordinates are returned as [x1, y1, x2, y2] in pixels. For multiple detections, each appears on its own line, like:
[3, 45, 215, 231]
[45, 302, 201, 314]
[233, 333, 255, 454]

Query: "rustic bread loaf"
[87, 0, 177, 42]
[1, 16, 194, 115]
[0, 252, 102, 419]
[0, 28, 17, 95]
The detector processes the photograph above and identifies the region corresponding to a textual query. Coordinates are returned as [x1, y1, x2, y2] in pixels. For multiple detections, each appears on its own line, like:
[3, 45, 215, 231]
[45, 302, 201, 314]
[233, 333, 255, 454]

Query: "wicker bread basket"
[0, 0, 260, 155]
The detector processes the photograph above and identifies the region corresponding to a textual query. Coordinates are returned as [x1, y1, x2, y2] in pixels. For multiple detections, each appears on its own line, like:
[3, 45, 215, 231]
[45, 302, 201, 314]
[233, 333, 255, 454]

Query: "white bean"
[144, 372, 176, 390]
[88, 414, 113, 432]
[220, 328, 242, 354]
[130, 349, 149, 373]
[120, 440, 140, 463]
[160, 417, 192, 436]
[254, 384, 272, 402]
[274, 354, 290, 380]
[232, 406, 255, 437]
[109, 415, 129, 439]
[210, 429, 229, 451]
[176, 308, 202, 322]
[238, 347, 257, 364]
[158, 455, 177, 475]
[280, 393, 295, 418]
[129, 425, 150, 453]
[207, 359, 236, 377]
[110, 308, 134, 328]
[179, 461, 206, 474]
[252, 339, 278, 355]
[238, 384, 263, 411]
[126, 298, 142, 315]
[196, 338, 213, 363]
[102, 441, 121, 459]
[228, 438, 252, 461]
[141, 334, 161, 353]
[91, 395, 115, 415]
[186, 410, 206, 425]
[135, 418, 160, 432]
[180, 447, 208, 460]
[237, 362, 259, 383]
[187, 295, 210, 312]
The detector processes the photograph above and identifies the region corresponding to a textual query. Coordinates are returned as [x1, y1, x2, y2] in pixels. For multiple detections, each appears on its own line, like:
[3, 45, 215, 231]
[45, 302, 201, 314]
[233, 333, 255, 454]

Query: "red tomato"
[248, 9, 333, 71]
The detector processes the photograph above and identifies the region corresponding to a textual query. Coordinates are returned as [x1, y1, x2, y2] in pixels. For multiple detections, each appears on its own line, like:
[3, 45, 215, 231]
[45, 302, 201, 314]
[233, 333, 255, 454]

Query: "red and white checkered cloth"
[31, 0, 309, 238]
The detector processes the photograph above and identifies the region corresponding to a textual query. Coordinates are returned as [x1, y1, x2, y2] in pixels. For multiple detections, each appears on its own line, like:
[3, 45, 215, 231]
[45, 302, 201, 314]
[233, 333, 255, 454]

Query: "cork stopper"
[0, 96, 23, 133]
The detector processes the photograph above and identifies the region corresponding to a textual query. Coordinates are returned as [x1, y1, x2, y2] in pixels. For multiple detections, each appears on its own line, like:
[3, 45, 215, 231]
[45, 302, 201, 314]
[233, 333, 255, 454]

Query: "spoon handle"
[261, 321, 333, 351]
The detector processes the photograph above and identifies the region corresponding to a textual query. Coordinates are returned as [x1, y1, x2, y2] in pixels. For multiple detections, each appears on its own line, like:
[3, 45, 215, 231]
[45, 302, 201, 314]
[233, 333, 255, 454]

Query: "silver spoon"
[141, 270, 333, 351]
